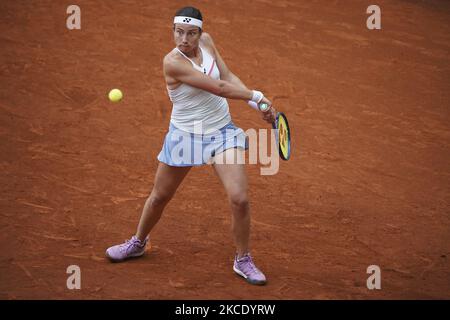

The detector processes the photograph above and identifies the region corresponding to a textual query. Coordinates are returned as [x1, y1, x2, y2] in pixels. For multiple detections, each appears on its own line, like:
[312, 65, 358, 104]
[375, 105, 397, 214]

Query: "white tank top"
[167, 46, 231, 134]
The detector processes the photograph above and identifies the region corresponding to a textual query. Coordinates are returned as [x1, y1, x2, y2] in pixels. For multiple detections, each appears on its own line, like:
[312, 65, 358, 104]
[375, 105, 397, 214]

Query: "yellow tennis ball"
[108, 88, 123, 102]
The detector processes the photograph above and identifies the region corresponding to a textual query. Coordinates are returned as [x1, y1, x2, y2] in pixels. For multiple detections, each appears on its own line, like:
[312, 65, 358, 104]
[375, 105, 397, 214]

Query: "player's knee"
[229, 194, 249, 211]
[148, 192, 172, 207]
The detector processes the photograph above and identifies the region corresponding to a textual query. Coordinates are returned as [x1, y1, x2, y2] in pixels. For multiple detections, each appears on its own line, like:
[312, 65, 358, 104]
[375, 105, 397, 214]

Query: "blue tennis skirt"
[157, 121, 248, 166]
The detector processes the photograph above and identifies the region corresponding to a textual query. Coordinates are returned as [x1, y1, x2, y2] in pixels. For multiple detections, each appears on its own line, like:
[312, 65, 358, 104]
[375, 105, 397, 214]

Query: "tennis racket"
[248, 101, 291, 161]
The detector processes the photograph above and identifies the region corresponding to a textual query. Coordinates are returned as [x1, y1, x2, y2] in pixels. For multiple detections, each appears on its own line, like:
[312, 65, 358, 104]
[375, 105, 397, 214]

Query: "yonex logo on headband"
[174, 16, 203, 28]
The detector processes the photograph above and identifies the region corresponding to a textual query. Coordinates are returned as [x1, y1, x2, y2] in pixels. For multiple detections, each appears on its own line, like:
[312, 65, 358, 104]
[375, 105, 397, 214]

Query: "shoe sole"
[233, 265, 267, 286]
[105, 250, 145, 263]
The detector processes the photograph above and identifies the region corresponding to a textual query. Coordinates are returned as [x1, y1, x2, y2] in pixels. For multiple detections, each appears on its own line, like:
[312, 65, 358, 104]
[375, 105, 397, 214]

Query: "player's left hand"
[259, 96, 276, 123]
[262, 105, 277, 124]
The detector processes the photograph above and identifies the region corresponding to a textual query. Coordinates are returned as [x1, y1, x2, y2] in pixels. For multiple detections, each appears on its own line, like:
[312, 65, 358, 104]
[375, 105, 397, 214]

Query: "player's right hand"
[260, 96, 272, 107]
[260, 97, 276, 124]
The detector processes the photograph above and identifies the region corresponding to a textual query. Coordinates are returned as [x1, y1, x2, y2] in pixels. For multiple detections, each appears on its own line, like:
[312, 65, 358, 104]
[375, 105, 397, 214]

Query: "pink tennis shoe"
[105, 236, 149, 262]
[233, 253, 267, 285]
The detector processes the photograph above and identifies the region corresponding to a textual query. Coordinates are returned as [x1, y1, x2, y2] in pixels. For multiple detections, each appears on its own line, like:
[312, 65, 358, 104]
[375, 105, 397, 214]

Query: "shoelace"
[120, 238, 143, 254]
[237, 255, 260, 275]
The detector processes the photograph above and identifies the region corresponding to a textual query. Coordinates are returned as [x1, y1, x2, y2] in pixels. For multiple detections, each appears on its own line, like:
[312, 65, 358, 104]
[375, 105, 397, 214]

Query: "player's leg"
[106, 162, 190, 262]
[212, 147, 266, 285]
[135, 162, 191, 240]
[212, 147, 250, 257]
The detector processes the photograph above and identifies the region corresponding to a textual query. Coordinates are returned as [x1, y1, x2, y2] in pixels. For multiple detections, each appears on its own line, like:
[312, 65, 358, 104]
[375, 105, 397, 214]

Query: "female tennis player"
[106, 6, 276, 286]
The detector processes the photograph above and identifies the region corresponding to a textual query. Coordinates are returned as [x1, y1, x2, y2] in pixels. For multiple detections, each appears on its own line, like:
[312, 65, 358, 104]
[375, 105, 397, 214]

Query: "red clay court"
[0, 0, 449, 299]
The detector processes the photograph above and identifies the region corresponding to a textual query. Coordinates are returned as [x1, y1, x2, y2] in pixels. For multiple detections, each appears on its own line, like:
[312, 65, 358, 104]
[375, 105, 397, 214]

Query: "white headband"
[173, 16, 203, 29]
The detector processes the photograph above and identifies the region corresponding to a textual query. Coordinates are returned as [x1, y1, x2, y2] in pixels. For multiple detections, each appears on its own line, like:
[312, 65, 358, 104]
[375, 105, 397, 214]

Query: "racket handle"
[247, 101, 270, 112]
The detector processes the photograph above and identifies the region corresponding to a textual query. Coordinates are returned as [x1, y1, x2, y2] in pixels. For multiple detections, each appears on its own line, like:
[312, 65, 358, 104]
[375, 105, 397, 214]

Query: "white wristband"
[251, 90, 264, 103]
[247, 101, 259, 111]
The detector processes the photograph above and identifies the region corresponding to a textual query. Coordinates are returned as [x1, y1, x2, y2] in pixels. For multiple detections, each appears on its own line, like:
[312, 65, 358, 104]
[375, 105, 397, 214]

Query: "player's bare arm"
[200, 32, 276, 122]
[200, 32, 248, 89]
[164, 53, 253, 101]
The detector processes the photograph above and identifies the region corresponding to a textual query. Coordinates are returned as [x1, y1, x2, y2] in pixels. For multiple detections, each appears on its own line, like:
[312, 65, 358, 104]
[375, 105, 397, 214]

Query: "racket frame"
[272, 112, 291, 161]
